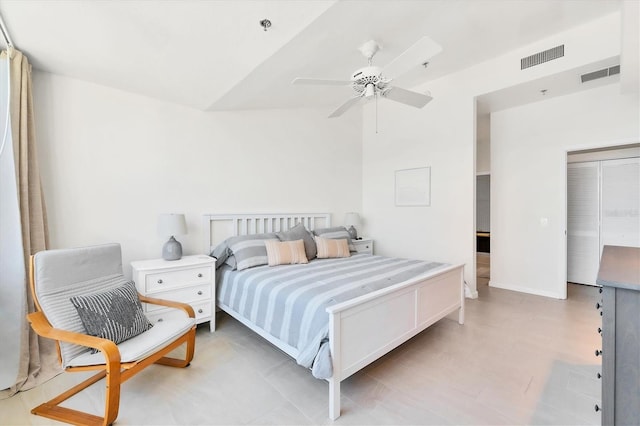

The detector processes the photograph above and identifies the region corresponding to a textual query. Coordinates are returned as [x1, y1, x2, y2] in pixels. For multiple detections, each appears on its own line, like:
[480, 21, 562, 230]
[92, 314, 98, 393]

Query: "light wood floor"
[1, 259, 602, 425]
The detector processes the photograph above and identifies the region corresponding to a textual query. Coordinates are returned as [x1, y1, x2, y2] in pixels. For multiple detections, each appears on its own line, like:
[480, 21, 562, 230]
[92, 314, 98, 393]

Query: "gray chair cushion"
[34, 244, 128, 367]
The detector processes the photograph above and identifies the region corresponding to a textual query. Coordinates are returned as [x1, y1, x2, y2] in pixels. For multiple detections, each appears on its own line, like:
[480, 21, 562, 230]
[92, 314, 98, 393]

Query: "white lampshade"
[344, 212, 361, 228]
[158, 213, 187, 237]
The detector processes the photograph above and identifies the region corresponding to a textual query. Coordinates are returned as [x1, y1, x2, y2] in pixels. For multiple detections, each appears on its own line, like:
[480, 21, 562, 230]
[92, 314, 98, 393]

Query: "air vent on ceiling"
[521, 45, 564, 70]
[581, 65, 621, 83]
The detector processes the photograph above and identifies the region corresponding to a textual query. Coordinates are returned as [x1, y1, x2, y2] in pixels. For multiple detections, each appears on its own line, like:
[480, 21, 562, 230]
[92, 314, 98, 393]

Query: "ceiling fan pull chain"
[375, 92, 378, 134]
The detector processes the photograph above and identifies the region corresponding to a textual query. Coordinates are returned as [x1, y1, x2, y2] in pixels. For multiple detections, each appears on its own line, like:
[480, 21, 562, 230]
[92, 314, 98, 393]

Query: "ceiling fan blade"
[328, 95, 363, 118]
[382, 36, 442, 80]
[292, 78, 351, 86]
[381, 86, 433, 108]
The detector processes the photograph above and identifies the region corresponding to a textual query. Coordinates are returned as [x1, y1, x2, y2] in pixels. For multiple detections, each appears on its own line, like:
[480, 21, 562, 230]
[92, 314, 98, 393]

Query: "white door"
[567, 162, 600, 285]
[601, 157, 640, 248]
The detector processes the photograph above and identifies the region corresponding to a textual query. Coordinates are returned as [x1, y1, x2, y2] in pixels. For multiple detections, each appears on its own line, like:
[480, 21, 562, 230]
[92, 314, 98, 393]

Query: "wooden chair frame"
[26, 256, 197, 426]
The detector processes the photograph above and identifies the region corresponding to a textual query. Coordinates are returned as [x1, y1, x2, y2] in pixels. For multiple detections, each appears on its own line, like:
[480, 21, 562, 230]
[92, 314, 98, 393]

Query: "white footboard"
[326, 264, 464, 420]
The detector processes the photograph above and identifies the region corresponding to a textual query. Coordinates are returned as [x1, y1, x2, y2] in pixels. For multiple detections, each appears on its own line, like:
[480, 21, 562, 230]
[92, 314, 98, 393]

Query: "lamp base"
[347, 225, 358, 240]
[162, 236, 183, 261]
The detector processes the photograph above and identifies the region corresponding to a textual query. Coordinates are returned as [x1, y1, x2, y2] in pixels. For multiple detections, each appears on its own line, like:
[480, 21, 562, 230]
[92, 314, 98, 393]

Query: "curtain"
[0, 48, 60, 398]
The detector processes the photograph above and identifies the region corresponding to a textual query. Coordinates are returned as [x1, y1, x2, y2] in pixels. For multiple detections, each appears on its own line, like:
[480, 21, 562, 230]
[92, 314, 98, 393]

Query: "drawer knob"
[598, 327, 602, 335]
[157, 318, 163, 322]
[595, 404, 600, 412]
[198, 309, 203, 314]
[157, 279, 163, 284]
[197, 273, 203, 278]
[595, 349, 602, 357]
[197, 290, 203, 295]
[597, 372, 601, 379]
[598, 287, 603, 294]
[595, 302, 601, 310]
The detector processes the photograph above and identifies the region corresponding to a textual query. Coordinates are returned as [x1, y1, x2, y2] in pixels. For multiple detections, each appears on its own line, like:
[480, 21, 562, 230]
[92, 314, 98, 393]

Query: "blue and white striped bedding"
[217, 253, 448, 379]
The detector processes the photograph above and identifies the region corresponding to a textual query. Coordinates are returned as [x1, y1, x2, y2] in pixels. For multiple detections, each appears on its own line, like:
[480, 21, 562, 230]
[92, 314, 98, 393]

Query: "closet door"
[601, 157, 640, 248]
[567, 162, 600, 285]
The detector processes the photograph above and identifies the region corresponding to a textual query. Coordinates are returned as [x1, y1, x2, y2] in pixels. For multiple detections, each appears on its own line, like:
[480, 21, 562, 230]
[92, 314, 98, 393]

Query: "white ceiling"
[0, 0, 622, 113]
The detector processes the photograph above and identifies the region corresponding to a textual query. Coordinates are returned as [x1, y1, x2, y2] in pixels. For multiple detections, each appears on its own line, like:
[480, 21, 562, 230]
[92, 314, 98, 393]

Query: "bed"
[203, 213, 465, 420]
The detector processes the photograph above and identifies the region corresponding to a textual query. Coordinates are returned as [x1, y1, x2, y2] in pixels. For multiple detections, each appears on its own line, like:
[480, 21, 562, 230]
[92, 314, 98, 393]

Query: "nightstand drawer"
[145, 284, 212, 312]
[355, 243, 372, 252]
[146, 301, 211, 324]
[145, 266, 211, 292]
[191, 301, 212, 319]
[352, 238, 374, 255]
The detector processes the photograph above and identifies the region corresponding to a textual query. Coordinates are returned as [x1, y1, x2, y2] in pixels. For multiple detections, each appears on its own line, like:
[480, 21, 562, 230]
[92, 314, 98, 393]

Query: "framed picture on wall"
[395, 167, 431, 206]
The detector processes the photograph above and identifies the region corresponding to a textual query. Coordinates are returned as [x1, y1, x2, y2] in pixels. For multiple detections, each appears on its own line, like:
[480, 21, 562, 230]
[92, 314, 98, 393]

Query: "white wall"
[33, 72, 362, 277]
[476, 114, 491, 174]
[490, 83, 639, 298]
[362, 12, 627, 298]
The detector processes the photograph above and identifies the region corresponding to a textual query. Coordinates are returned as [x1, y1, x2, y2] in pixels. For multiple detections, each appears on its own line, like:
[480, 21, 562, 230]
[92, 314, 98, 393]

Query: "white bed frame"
[203, 213, 465, 420]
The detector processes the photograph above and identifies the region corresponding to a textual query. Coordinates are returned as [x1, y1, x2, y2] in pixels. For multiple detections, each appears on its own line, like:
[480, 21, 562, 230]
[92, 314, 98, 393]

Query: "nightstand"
[131, 255, 216, 332]
[352, 238, 374, 255]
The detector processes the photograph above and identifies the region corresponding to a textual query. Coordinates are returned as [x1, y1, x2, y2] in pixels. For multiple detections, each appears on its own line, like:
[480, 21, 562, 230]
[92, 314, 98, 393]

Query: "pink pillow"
[314, 236, 351, 259]
[264, 239, 309, 266]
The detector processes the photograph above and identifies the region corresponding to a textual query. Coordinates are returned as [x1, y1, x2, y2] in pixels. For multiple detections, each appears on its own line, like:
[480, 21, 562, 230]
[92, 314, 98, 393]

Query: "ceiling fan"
[292, 36, 442, 118]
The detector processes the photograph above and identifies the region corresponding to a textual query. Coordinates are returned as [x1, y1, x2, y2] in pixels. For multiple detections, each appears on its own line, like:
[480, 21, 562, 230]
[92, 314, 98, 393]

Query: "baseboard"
[488, 281, 565, 299]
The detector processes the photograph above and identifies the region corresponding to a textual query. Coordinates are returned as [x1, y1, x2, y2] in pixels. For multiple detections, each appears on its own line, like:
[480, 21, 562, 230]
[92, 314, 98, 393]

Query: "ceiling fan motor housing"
[350, 66, 388, 96]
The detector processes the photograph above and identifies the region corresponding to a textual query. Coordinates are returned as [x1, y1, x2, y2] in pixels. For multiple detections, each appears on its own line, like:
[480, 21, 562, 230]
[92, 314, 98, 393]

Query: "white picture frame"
[395, 167, 431, 206]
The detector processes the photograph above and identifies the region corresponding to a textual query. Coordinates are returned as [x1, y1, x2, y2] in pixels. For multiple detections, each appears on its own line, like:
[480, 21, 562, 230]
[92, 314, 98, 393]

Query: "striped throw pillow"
[228, 236, 275, 271]
[315, 236, 351, 259]
[264, 239, 309, 266]
[313, 227, 356, 252]
[70, 281, 153, 352]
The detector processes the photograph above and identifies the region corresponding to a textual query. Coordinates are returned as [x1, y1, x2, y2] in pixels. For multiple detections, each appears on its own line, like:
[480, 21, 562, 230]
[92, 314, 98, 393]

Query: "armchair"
[26, 243, 196, 425]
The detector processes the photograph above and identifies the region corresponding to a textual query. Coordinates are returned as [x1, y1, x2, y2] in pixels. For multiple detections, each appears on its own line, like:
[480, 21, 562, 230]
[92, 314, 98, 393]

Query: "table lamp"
[158, 213, 187, 260]
[344, 212, 361, 240]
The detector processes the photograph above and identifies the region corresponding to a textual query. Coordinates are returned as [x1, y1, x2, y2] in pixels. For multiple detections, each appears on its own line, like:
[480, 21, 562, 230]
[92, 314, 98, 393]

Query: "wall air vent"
[521, 45, 564, 70]
[581, 65, 621, 83]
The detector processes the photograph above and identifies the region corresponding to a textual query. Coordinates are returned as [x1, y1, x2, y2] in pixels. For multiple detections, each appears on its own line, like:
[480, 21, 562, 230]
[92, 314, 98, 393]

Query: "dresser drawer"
[145, 284, 212, 312]
[146, 300, 211, 324]
[131, 255, 216, 332]
[191, 300, 212, 319]
[145, 266, 211, 292]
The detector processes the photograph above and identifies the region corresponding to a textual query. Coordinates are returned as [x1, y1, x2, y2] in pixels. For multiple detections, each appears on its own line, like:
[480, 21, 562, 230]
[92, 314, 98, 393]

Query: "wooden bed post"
[329, 312, 341, 420]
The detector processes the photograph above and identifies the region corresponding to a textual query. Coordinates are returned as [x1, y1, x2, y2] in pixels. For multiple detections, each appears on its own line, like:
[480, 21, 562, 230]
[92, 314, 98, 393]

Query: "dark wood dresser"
[596, 245, 640, 425]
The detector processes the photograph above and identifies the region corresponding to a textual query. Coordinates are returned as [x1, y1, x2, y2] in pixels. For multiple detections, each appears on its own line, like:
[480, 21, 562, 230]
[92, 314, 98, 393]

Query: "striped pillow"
[227, 233, 277, 271]
[70, 281, 153, 352]
[264, 239, 309, 266]
[313, 226, 356, 252]
[315, 236, 351, 259]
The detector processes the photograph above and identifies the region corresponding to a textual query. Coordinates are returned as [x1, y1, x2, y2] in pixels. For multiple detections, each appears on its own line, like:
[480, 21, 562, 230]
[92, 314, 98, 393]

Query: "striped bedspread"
[217, 254, 448, 378]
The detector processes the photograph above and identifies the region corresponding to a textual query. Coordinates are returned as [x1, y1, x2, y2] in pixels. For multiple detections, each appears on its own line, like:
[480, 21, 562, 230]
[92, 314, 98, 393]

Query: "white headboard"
[203, 213, 331, 254]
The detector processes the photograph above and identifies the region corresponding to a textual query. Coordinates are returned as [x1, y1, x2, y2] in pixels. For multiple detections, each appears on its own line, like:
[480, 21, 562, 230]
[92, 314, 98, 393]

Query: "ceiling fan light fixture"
[364, 84, 375, 98]
[291, 36, 442, 118]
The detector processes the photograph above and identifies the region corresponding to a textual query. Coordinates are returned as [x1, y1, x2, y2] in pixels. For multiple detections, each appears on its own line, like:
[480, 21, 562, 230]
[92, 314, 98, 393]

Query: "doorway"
[567, 145, 640, 286]
[476, 174, 491, 289]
